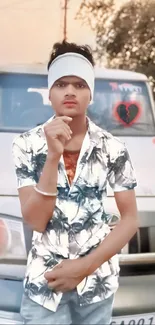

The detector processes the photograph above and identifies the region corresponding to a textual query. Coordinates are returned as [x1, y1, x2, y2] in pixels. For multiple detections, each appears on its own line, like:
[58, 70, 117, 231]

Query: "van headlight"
[0, 214, 27, 262]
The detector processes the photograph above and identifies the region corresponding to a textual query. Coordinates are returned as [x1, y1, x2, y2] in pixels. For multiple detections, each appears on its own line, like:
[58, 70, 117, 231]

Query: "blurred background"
[0, 0, 155, 96]
[0, 2, 155, 324]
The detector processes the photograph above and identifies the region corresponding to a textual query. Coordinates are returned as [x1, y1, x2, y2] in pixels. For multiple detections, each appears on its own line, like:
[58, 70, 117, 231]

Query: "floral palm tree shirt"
[12, 116, 137, 311]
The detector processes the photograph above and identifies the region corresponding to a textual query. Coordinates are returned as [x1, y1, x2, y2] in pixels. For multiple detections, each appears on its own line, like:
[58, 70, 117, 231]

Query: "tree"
[76, 0, 115, 62]
[76, 0, 155, 95]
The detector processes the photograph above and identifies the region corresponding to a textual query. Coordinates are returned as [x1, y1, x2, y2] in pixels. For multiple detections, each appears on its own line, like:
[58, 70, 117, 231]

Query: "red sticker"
[113, 101, 142, 127]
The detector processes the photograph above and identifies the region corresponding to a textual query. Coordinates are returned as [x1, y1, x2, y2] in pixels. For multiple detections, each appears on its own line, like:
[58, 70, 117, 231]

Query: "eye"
[55, 82, 66, 88]
[76, 83, 87, 88]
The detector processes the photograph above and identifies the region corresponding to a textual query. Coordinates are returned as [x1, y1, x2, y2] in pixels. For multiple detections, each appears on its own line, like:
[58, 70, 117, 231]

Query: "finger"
[45, 120, 72, 136]
[56, 116, 72, 124]
[53, 285, 67, 293]
[54, 122, 72, 135]
[61, 125, 72, 138]
[58, 129, 71, 141]
[49, 126, 71, 141]
[44, 262, 62, 280]
[48, 280, 61, 290]
[46, 268, 63, 281]
[63, 123, 72, 134]
[44, 271, 56, 281]
[48, 128, 71, 141]
[54, 284, 72, 293]
[48, 280, 68, 293]
[44, 267, 61, 280]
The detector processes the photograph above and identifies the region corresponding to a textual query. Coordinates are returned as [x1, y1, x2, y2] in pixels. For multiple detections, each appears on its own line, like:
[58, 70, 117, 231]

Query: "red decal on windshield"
[118, 84, 142, 93]
[109, 82, 118, 90]
[109, 82, 142, 93]
[113, 101, 142, 126]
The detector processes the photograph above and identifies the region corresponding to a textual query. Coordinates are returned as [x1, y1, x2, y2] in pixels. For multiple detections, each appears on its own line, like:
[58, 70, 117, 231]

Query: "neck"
[69, 115, 87, 135]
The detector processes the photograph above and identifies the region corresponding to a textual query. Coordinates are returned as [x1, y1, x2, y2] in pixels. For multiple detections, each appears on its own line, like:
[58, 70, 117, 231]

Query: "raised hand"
[44, 116, 72, 159]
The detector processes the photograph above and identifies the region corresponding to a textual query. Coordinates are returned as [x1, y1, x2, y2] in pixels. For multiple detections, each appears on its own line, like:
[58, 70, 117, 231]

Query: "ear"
[49, 87, 53, 99]
[89, 91, 94, 105]
[89, 99, 94, 105]
[48, 97, 52, 107]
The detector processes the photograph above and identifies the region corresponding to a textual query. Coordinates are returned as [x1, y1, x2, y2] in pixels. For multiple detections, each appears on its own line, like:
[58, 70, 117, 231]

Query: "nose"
[65, 84, 76, 97]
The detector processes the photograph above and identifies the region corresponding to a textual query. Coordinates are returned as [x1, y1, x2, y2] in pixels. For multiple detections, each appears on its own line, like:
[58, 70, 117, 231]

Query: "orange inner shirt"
[63, 150, 80, 185]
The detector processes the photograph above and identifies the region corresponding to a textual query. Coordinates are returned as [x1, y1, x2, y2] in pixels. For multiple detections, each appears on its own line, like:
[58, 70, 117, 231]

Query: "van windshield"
[0, 73, 53, 132]
[88, 79, 155, 136]
[0, 73, 155, 135]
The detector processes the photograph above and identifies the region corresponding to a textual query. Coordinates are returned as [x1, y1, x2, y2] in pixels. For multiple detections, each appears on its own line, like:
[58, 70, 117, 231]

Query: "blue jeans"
[20, 290, 114, 325]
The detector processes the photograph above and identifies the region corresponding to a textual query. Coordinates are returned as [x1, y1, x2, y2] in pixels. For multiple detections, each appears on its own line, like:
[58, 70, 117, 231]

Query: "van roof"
[0, 64, 148, 81]
[95, 68, 148, 81]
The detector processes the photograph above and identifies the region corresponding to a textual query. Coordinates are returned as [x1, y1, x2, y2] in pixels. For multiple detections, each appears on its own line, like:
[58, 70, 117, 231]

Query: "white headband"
[48, 52, 94, 103]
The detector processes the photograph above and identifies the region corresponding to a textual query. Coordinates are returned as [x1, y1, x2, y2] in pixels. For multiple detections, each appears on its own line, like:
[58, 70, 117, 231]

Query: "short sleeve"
[12, 135, 37, 189]
[107, 142, 137, 192]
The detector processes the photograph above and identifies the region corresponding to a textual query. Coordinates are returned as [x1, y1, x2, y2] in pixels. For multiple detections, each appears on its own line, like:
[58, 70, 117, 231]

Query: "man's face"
[49, 76, 91, 117]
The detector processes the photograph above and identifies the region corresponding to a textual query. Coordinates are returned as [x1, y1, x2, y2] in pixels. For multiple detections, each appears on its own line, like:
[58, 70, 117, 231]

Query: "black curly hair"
[47, 40, 95, 70]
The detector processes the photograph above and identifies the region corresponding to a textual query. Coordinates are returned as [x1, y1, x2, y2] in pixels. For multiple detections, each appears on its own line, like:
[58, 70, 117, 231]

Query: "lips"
[63, 101, 77, 105]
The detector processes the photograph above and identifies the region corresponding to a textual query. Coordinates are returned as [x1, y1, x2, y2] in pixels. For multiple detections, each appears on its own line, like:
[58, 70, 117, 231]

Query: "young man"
[12, 41, 138, 325]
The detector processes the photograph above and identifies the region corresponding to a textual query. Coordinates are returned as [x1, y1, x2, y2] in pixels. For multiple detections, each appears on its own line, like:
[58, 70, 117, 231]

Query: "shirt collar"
[87, 116, 105, 145]
[42, 115, 104, 146]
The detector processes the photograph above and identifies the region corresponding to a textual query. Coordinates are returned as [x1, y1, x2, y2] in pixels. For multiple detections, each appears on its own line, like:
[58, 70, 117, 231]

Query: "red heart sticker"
[113, 101, 142, 126]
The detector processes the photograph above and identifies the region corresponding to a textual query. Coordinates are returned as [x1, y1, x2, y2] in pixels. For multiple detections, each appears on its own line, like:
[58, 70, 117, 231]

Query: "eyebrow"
[56, 79, 88, 85]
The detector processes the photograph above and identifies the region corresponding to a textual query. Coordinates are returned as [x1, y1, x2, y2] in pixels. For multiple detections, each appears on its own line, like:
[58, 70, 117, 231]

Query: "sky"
[0, 0, 126, 65]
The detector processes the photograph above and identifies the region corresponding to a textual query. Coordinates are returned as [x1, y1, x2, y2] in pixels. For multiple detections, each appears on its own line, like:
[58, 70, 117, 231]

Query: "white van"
[0, 65, 155, 324]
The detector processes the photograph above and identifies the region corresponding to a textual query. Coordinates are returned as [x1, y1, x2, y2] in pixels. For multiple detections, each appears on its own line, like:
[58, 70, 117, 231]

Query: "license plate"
[111, 313, 155, 325]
